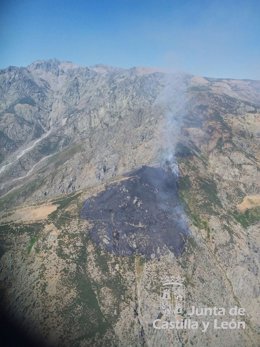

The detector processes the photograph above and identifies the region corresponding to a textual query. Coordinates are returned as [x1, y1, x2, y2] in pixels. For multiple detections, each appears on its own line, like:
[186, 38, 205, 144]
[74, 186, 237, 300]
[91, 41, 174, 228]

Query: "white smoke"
[154, 72, 190, 176]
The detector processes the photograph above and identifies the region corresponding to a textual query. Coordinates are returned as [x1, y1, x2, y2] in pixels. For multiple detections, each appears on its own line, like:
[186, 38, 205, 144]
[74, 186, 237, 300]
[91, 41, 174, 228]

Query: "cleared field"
[237, 195, 260, 212]
[0, 203, 58, 223]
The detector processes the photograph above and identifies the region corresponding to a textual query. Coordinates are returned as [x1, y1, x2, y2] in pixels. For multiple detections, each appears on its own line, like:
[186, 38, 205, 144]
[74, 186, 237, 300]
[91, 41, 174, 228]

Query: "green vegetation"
[178, 171, 215, 240]
[212, 113, 232, 132]
[77, 276, 102, 312]
[177, 142, 207, 167]
[190, 213, 211, 238]
[72, 274, 111, 340]
[50, 211, 73, 228]
[0, 223, 16, 234]
[199, 178, 222, 208]
[0, 177, 45, 211]
[0, 222, 42, 235]
[186, 236, 198, 251]
[178, 175, 194, 211]
[95, 248, 110, 273]
[233, 207, 260, 228]
[104, 274, 126, 301]
[179, 175, 209, 234]
[48, 192, 81, 226]
[53, 192, 81, 209]
[0, 222, 42, 256]
[27, 235, 38, 254]
[95, 248, 127, 300]
[56, 238, 70, 260]
[175, 143, 193, 158]
[178, 175, 191, 191]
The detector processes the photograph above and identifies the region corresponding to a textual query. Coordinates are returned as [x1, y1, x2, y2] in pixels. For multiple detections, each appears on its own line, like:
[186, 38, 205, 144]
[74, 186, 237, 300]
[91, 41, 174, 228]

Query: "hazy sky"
[1, 0, 260, 79]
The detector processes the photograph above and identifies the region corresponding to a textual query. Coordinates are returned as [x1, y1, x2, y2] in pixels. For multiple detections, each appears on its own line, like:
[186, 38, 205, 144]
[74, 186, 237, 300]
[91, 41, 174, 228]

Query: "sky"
[0, 0, 260, 79]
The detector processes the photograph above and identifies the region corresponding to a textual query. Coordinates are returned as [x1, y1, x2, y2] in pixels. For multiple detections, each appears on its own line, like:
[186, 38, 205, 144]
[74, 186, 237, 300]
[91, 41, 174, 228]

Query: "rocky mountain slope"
[0, 60, 259, 347]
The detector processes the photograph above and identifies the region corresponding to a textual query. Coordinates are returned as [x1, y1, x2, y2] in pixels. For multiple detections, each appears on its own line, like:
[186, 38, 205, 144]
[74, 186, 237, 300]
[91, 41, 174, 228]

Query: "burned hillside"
[80, 166, 190, 257]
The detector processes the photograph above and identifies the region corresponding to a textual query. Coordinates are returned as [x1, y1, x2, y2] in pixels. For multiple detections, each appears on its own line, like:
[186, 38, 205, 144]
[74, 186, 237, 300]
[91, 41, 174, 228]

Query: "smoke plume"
[155, 72, 190, 175]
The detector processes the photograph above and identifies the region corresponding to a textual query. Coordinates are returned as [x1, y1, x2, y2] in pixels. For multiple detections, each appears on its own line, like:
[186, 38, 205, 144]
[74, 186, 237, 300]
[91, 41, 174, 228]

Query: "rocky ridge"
[0, 60, 259, 346]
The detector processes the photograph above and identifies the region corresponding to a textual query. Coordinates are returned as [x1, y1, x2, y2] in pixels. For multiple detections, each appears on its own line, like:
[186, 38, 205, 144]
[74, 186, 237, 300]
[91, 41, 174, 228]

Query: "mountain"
[0, 60, 259, 347]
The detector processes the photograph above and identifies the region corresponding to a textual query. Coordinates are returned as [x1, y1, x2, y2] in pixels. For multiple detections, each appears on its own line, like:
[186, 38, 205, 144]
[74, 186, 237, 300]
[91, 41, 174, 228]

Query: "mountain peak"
[28, 59, 79, 73]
